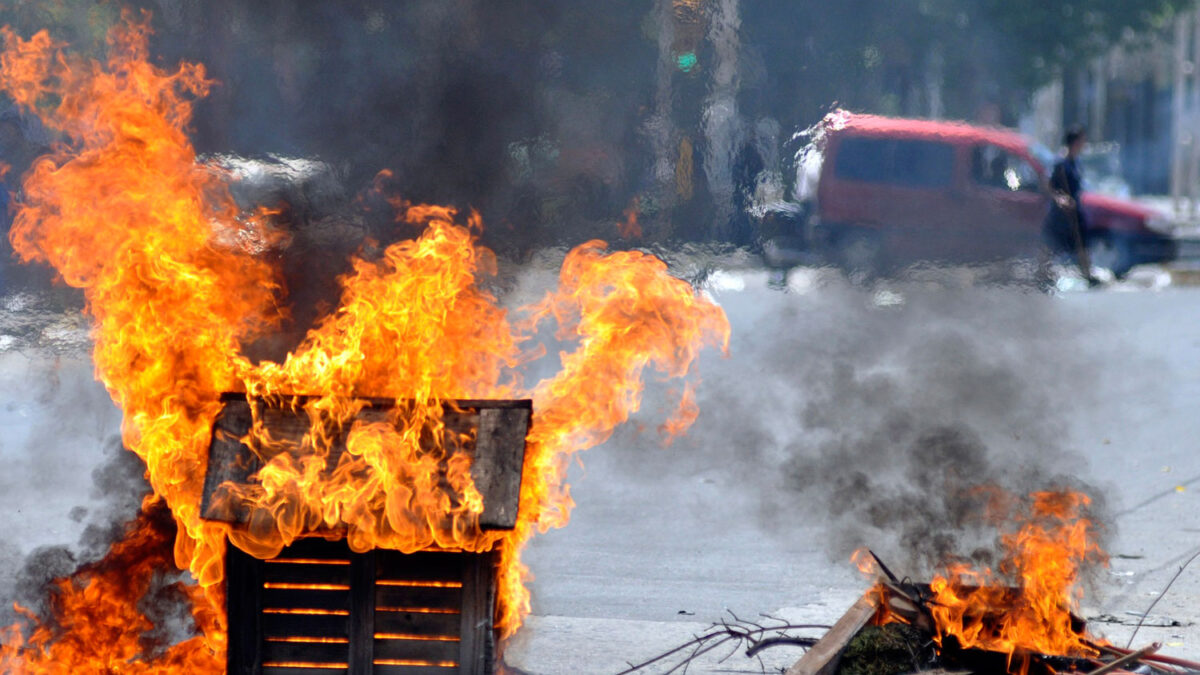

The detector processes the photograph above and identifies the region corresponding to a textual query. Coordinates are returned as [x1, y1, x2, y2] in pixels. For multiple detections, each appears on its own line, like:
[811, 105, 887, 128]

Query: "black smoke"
[625, 278, 1113, 579]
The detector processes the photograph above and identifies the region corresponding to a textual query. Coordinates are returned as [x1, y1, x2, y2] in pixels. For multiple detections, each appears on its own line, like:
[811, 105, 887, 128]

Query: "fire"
[0, 15, 730, 672]
[616, 197, 641, 239]
[864, 489, 1107, 670]
[927, 491, 1104, 659]
[0, 503, 225, 673]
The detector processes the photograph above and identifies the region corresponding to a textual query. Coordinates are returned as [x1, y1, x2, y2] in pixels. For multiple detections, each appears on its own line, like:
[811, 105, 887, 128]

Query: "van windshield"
[833, 136, 954, 187]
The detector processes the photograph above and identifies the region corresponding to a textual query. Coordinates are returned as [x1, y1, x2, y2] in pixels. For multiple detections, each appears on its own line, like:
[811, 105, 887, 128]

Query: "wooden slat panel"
[262, 639, 351, 664]
[263, 612, 350, 639]
[372, 637, 459, 663]
[372, 666, 457, 675]
[375, 551, 464, 582]
[472, 407, 530, 530]
[372, 610, 460, 637]
[262, 588, 352, 612]
[264, 561, 353, 585]
[375, 586, 462, 611]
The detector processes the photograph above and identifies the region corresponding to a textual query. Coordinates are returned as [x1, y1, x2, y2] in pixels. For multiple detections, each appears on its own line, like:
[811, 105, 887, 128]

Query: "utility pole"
[1188, 11, 1200, 217]
[1171, 11, 1190, 215]
[1089, 55, 1106, 142]
[702, 0, 741, 240]
[649, 0, 678, 228]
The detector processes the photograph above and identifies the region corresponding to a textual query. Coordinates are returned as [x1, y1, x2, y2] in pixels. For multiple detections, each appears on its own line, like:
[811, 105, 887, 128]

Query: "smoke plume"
[635, 275, 1114, 579]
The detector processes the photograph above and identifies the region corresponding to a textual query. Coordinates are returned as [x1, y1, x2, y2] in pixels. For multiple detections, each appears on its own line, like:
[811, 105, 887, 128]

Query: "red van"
[769, 112, 1175, 278]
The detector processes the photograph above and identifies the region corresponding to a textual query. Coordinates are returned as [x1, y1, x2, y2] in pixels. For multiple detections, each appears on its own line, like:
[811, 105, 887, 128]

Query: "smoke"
[137, 1, 662, 254]
[622, 274, 1114, 580]
[0, 345, 150, 628]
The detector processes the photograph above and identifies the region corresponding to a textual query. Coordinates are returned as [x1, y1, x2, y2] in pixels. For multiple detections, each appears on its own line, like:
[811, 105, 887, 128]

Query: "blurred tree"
[741, 0, 1191, 127]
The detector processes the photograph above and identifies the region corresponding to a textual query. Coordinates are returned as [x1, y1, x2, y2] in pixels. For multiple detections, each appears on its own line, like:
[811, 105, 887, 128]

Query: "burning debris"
[610, 488, 1197, 675]
[0, 15, 729, 673]
[785, 491, 1198, 675]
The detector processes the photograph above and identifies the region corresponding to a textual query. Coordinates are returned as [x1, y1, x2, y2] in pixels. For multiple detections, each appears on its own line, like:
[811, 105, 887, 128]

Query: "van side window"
[971, 144, 1039, 192]
[833, 137, 954, 188]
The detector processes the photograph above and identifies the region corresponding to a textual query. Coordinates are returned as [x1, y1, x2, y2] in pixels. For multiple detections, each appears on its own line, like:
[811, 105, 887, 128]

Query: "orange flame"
[0, 15, 730, 672]
[1, 504, 226, 672]
[926, 491, 1105, 661]
[858, 489, 1106, 672]
[616, 197, 641, 239]
[850, 547, 879, 577]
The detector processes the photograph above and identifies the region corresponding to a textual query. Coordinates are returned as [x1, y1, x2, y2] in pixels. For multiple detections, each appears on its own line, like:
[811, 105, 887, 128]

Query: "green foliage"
[743, 0, 1193, 124]
[838, 623, 937, 675]
[0, 0, 122, 58]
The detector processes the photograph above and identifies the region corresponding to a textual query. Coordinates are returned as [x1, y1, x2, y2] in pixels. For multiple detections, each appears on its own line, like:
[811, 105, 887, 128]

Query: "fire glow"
[858, 489, 1108, 672]
[0, 15, 730, 672]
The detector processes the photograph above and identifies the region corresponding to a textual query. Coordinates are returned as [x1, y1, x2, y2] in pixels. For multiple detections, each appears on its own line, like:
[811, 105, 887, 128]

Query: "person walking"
[1041, 124, 1100, 287]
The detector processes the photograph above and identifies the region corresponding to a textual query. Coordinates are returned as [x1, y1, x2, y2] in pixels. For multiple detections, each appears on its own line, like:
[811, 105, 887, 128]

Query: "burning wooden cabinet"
[202, 394, 530, 675]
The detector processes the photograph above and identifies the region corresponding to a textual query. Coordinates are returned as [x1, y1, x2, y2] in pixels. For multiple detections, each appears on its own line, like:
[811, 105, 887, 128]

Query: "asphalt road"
[1, 264, 1199, 674]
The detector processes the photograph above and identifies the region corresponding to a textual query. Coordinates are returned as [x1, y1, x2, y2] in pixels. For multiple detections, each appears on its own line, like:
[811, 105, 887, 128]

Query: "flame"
[850, 547, 879, 577]
[0, 14, 729, 672]
[863, 490, 1106, 672]
[0, 504, 225, 673]
[926, 491, 1104, 661]
[616, 197, 641, 239]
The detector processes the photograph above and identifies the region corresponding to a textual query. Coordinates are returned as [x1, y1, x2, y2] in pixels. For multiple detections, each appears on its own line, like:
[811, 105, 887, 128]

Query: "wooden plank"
[262, 612, 350, 639]
[375, 586, 463, 611]
[372, 665, 458, 675]
[262, 667, 347, 675]
[373, 610, 461, 637]
[218, 391, 532, 411]
[348, 550, 375, 675]
[202, 400, 258, 522]
[373, 636, 460, 662]
[261, 639, 350, 664]
[262, 587, 352, 612]
[272, 537, 353, 560]
[263, 561, 353, 585]
[260, 407, 314, 450]
[785, 591, 881, 675]
[376, 551, 465, 582]
[226, 543, 264, 675]
[472, 407, 530, 530]
[201, 397, 532, 532]
[458, 552, 496, 675]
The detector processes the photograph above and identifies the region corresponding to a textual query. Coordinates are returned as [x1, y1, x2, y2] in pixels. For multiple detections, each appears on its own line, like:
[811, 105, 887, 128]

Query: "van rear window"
[833, 136, 954, 187]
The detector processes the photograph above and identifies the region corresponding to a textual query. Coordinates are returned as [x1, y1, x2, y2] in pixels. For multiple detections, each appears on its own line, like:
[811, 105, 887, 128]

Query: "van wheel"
[837, 231, 887, 280]
[1088, 234, 1132, 279]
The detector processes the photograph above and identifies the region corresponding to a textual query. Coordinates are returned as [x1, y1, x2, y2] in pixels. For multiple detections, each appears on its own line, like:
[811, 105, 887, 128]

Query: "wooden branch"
[1087, 643, 1161, 675]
